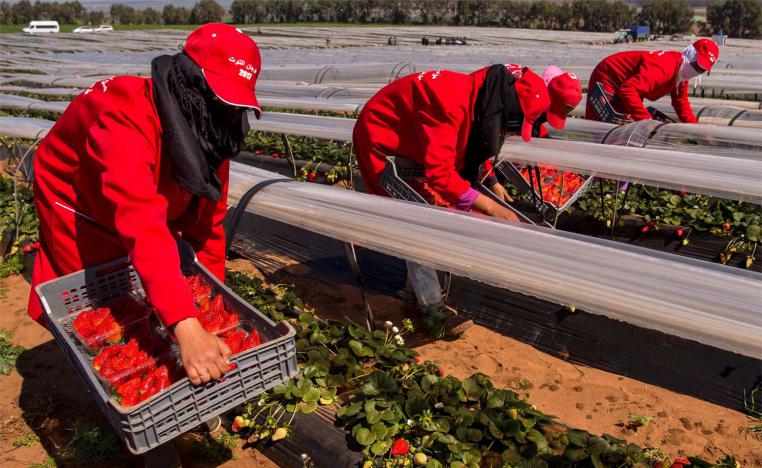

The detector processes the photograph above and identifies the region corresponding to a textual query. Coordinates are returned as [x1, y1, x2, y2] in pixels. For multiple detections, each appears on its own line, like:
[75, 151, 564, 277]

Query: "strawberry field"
[1, 24, 762, 468]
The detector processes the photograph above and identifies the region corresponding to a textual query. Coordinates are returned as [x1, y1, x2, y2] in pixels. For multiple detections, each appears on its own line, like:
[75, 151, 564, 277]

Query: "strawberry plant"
[227, 271, 739, 467]
[0, 175, 38, 277]
[244, 132, 352, 182]
[0, 328, 25, 375]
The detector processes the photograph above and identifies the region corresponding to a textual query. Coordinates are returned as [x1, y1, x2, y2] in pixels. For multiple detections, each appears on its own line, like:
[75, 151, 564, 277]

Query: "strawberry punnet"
[241, 330, 261, 351]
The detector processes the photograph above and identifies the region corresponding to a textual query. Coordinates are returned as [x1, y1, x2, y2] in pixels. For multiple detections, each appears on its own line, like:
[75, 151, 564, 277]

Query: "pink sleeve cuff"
[454, 188, 480, 211]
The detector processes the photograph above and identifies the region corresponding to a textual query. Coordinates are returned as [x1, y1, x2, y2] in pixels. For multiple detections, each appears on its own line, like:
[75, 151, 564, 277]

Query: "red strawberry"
[231, 415, 245, 432]
[390, 438, 409, 456]
[209, 295, 225, 315]
[224, 330, 246, 354]
[219, 314, 240, 337]
[93, 344, 121, 371]
[117, 376, 142, 407]
[675, 228, 685, 238]
[308, 173, 317, 182]
[414, 357, 422, 364]
[241, 330, 261, 351]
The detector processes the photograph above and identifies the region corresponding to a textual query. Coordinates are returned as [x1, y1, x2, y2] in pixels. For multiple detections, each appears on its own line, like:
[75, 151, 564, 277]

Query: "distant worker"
[28, 24, 261, 387]
[352, 64, 581, 334]
[586, 38, 719, 123]
[421, 36, 429, 46]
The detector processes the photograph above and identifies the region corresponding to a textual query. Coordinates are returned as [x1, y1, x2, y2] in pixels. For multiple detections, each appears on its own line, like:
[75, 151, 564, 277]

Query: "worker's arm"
[670, 80, 698, 123]
[616, 61, 668, 121]
[181, 160, 230, 282]
[86, 110, 230, 385]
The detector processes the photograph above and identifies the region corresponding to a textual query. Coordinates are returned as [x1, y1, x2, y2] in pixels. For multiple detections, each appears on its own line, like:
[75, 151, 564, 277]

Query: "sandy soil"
[1, 258, 760, 467]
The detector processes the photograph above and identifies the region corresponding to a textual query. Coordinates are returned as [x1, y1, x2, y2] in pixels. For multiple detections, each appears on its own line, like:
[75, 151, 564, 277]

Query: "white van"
[22, 21, 60, 34]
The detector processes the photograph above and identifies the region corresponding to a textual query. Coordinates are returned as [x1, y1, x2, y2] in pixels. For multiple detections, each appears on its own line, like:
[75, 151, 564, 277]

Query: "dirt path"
[2, 261, 760, 466]
[0, 274, 275, 467]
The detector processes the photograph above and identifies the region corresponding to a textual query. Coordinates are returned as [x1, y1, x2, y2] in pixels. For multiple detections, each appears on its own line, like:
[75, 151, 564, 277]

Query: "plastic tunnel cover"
[226, 163, 762, 358]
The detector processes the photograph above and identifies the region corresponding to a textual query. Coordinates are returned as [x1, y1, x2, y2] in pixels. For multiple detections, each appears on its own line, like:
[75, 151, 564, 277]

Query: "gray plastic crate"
[36, 243, 297, 455]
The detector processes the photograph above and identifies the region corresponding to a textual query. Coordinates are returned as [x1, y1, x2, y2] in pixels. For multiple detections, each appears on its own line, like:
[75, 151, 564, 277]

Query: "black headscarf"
[460, 64, 524, 185]
[151, 52, 249, 201]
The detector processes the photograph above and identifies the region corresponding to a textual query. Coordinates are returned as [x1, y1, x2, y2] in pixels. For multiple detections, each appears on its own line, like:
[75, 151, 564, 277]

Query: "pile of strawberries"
[93, 336, 178, 407]
[116, 365, 175, 407]
[185, 274, 264, 353]
[518, 166, 587, 207]
[72, 296, 150, 352]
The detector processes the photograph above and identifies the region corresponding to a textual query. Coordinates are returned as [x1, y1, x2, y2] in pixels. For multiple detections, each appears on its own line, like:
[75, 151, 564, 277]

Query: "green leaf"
[302, 387, 321, 403]
[488, 422, 503, 439]
[517, 459, 548, 468]
[526, 428, 548, 452]
[461, 377, 480, 399]
[564, 447, 587, 462]
[404, 394, 428, 417]
[437, 433, 457, 444]
[354, 427, 375, 447]
[421, 374, 439, 393]
[309, 331, 328, 345]
[435, 418, 451, 433]
[370, 439, 390, 456]
[487, 394, 505, 409]
[467, 428, 483, 442]
[370, 422, 388, 439]
[746, 224, 760, 242]
[298, 312, 315, 323]
[587, 436, 609, 455]
[424, 460, 443, 468]
[590, 453, 605, 468]
[566, 429, 589, 447]
[669, 194, 681, 205]
[338, 402, 362, 418]
[733, 211, 745, 222]
[299, 400, 317, 414]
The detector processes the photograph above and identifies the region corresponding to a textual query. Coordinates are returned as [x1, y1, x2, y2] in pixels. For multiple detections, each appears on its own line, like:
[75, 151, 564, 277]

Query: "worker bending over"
[352, 63, 582, 334]
[586, 38, 719, 123]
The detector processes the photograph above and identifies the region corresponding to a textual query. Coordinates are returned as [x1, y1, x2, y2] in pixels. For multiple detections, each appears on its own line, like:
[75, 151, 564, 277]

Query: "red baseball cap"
[692, 38, 720, 74]
[543, 66, 582, 131]
[184, 23, 262, 118]
[514, 67, 551, 142]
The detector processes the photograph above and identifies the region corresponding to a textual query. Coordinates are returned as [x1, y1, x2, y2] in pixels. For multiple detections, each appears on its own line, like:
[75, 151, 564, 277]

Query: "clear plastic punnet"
[67, 293, 153, 354]
[227, 163, 762, 358]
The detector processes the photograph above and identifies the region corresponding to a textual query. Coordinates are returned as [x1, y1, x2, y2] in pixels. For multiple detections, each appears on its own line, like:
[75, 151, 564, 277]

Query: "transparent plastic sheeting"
[226, 163, 762, 357]
[646, 123, 762, 159]
[0, 94, 69, 114]
[3, 109, 760, 203]
[0, 116, 53, 139]
[251, 112, 355, 141]
[499, 137, 762, 203]
[555, 120, 762, 160]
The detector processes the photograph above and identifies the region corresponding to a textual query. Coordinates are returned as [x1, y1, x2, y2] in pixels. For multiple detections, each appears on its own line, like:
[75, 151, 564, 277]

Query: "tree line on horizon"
[1, 0, 760, 38]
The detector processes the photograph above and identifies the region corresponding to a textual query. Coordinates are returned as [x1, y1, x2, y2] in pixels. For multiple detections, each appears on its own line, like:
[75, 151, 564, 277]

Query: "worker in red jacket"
[352, 64, 581, 332]
[586, 38, 719, 123]
[353, 64, 579, 219]
[28, 24, 261, 387]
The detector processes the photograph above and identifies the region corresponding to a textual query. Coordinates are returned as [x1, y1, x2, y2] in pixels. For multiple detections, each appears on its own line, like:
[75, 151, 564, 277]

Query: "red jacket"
[590, 50, 696, 123]
[29, 76, 228, 327]
[353, 68, 489, 204]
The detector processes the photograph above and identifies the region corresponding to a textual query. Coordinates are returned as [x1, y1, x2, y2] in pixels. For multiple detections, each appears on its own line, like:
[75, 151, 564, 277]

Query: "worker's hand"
[471, 194, 519, 222]
[173, 317, 232, 386]
[491, 182, 514, 203]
